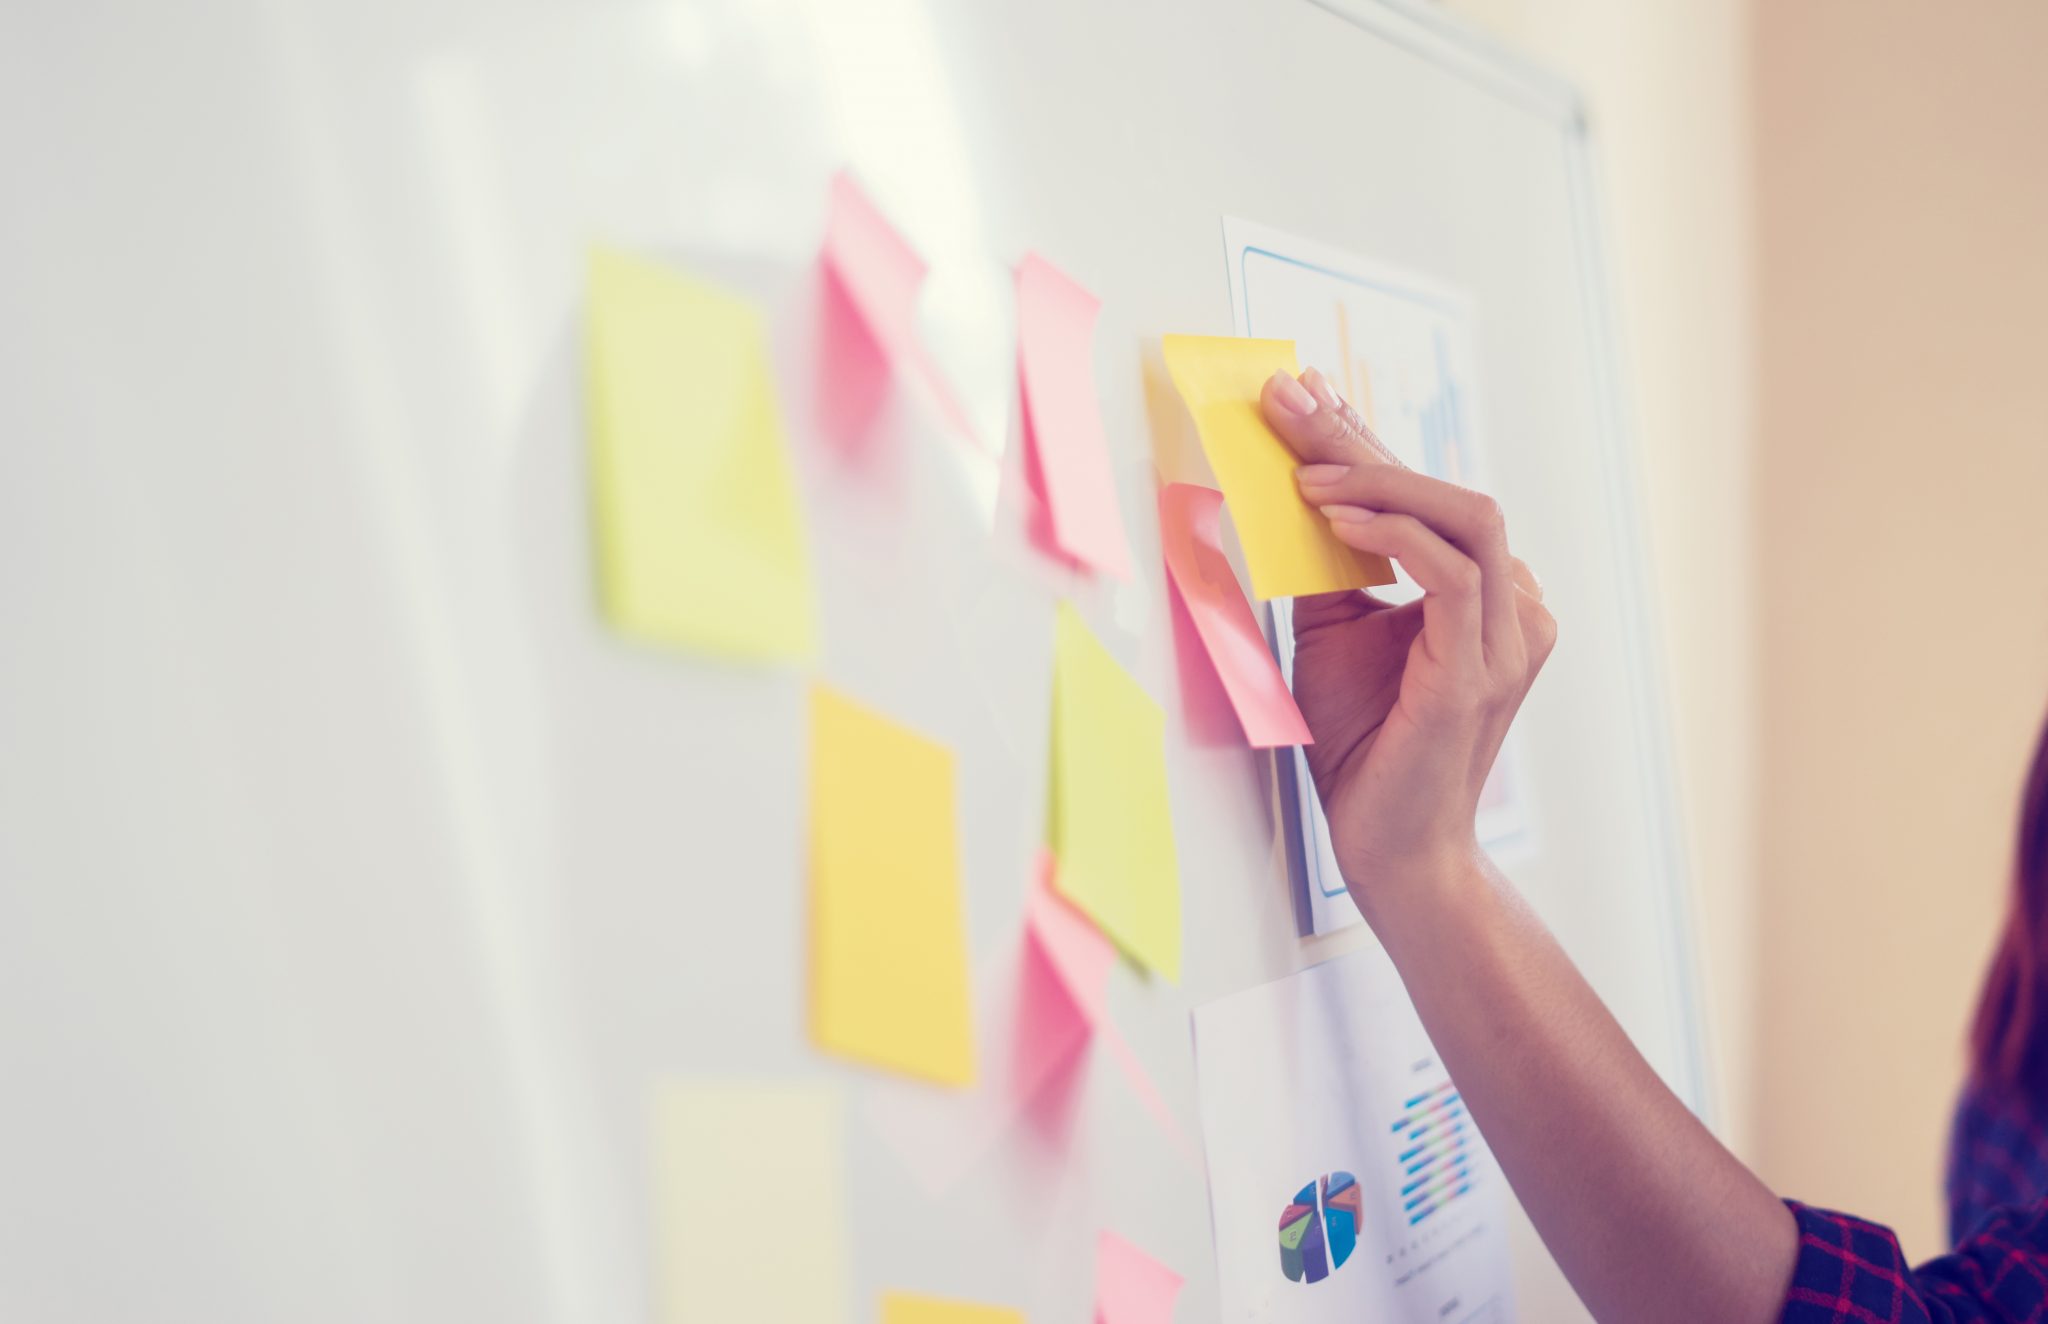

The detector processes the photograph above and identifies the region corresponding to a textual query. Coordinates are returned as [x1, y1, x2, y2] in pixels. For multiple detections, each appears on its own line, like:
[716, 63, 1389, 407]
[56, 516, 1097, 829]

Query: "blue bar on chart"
[1388, 1080, 1478, 1226]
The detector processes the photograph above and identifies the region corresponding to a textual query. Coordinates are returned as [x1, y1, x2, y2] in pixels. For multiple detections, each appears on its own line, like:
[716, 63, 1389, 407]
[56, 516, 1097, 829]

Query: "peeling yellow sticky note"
[1161, 334, 1395, 599]
[653, 1081, 849, 1323]
[1048, 603, 1182, 981]
[586, 246, 815, 660]
[810, 684, 976, 1086]
[881, 1292, 1027, 1324]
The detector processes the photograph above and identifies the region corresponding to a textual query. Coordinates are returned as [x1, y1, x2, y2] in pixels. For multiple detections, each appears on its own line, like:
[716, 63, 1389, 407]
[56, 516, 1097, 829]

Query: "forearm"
[1366, 855, 1798, 1324]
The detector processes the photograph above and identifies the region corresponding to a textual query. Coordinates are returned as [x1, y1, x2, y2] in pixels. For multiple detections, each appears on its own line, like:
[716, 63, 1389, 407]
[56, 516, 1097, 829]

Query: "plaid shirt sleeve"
[1783, 1198, 2048, 1322]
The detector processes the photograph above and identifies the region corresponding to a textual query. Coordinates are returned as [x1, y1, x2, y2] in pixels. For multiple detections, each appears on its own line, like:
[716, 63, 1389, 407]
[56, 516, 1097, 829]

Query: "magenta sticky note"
[1158, 483, 1313, 748]
[1015, 253, 1135, 578]
[1095, 1230, 1184, 1324]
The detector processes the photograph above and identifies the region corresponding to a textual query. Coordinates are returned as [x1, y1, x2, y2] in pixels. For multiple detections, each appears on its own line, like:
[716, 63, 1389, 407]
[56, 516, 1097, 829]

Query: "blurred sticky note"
[1048, 604, 1182, 981]
[824, 171, 927, 369]
[1016, 254, 1134, 579]
[881, 1292, 1026, 1324]
[810, 684, 977, 1086]
[1095, 1230, 1184, 1324]
[1161, 335, 1395, 599]
[654, 1082, 849, 1323]
[821, 171, 981, 448]
[585, 246, 814, 660]
[1027, 849, 1115, 1028]
[1158, 484, 1313, 748]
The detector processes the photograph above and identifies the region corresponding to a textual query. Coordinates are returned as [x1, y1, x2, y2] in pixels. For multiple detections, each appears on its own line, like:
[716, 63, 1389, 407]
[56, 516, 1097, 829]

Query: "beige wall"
[1447, 0, 2048, 1262]
[1435, 0, 1762, 1154]
[1754, 0, 2048, 1256]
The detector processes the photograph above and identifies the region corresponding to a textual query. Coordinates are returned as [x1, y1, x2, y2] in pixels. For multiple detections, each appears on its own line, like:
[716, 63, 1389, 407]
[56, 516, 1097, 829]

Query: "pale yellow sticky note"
[881, 1291, 1027, 1324]
[810, 684, 977, 1086]
[1047, 603, 1183, 981]
[586, 246, 815, 659]
[653, 1081, 849, 1323]
[1161, 335, 1395, 599]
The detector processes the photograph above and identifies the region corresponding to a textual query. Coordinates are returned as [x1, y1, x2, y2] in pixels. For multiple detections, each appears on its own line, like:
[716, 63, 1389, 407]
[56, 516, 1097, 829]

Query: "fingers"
[1291, 588, 1380, 636]
[1517, 589, 1559, 680]
[1266, 363, 1553, 694]
[1300, 463, 1521, 673]
[1509, 556, 1543, 603]
[1260, 368, 1405, 470]
[1320, 508, 1482, 677]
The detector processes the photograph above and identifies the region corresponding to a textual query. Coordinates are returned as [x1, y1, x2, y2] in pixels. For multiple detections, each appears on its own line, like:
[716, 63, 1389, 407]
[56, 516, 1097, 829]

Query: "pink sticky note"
[1032, 855, 1198, 1168]
[1016, 254, 1135, 578]
[1095, 1230, 1184, 1324]
[1025, 849, 1115, 1026]
[867, 856, 1107, 1198]
[1158, 484, 1313, 748]
[867, 932, 1091, 1199]
[1013, 942, 1092, 1113]
[1167, 557, 1250, 748]
[823, 171, 927, 366]
[819, 171, 981, 451]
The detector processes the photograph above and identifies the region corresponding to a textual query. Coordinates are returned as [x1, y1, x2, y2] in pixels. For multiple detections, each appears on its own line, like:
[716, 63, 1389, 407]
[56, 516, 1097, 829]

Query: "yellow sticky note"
[881, 1292, 1027, 1324]
[586, 246, 815, 660]
[1161, 334, 1395, 599]
[653, 1081, 849, 1323]
[810, 684, 977, 1086]
[1048, 603, 1182, 981]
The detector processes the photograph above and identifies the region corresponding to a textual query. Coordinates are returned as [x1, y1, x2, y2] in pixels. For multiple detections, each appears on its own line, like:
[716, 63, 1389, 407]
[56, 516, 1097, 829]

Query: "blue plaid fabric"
[1783, 1200, 2048, 1322]
[1949, 1081, 2048, 1244]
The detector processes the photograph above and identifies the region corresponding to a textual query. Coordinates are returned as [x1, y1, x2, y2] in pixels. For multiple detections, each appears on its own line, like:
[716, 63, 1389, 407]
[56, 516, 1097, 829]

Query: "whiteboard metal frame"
[1287, 0, 1714, 1120]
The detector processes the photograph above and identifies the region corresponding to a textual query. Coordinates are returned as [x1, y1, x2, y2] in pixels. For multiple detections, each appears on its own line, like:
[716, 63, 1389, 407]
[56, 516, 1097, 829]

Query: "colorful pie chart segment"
[1322, 1171, 1360, 1268]
[1277, 1171, 1358, 1283]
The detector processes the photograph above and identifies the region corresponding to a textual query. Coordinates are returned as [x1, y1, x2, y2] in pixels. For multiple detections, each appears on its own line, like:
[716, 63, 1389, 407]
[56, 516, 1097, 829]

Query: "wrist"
[1348, 845, 1496, 951]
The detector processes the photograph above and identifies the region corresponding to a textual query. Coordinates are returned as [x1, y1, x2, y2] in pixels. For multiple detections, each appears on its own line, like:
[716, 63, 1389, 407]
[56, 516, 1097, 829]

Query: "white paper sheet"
[1192, 949, 1515, 1323]
[1223, 218, 1538, 935]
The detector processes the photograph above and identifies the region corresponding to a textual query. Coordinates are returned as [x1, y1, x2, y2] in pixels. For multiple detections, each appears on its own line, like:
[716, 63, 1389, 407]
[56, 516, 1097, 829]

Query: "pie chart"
[1277, 1171, 1361, 1283]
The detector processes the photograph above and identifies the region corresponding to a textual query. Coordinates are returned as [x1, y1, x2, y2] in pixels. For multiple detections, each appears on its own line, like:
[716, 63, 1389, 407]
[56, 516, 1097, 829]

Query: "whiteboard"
[0, 0, 1703, 1321]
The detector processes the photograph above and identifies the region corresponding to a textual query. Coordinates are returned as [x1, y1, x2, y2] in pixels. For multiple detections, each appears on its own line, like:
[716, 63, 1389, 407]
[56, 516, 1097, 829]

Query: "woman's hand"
[1256, 369, 1802, 1324]
[1258, 366, 1556, 913]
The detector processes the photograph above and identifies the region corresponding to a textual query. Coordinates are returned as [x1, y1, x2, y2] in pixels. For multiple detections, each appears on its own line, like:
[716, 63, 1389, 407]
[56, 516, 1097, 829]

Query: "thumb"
[1258, 366, 1405, 470]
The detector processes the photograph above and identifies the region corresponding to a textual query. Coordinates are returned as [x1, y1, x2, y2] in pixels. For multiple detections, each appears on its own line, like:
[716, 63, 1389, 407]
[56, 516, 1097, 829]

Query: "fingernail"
[1320, 504, 1379, 523]
[1269, 371, 1317, 416]
[1296, 464, 1351, 487]
[1302, 367, 1344, 411]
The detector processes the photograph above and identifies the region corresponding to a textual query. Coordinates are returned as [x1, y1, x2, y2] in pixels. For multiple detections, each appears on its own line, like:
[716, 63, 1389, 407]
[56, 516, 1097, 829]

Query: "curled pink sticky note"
[818, 171, 983, 452]
[1158, 483, 1313, 748]
[1016, 253, 1135, 578]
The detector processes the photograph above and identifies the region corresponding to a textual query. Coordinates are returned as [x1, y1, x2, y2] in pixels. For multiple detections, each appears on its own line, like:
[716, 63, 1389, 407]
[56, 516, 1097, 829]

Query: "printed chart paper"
[1224, 219, 1538, 935]
[1193, 949, 1514, 1323]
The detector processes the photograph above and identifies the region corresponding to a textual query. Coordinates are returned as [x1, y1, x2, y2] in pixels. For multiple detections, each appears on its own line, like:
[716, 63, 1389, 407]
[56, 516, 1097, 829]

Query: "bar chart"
[1390, 1080, 1477, 1227]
